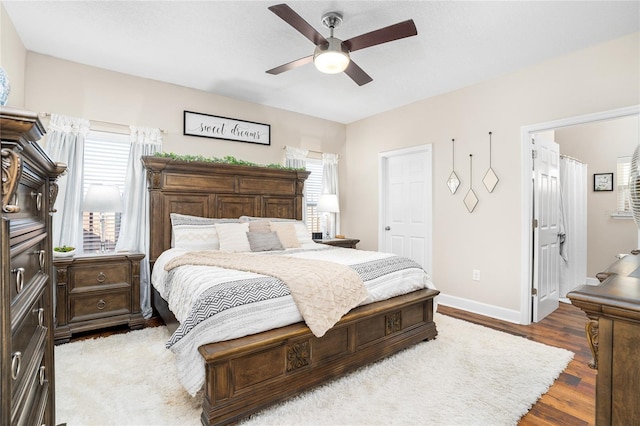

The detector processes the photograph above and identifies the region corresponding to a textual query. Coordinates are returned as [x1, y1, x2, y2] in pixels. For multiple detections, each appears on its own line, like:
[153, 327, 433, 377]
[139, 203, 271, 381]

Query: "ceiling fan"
[266, 3, 418, 86]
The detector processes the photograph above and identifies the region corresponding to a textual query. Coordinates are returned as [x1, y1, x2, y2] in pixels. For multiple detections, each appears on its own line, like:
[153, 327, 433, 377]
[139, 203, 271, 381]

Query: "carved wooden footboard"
[198, 288, 438, 426]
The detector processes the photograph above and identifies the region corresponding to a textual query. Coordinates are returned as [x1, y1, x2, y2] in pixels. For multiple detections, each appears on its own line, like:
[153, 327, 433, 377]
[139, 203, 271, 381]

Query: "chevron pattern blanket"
[165, 250, 368, 338]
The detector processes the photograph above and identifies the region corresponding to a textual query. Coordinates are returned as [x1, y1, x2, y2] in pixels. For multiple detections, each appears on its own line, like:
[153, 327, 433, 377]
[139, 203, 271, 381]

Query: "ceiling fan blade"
[268, 4, 327, 46]
[344, 61, 373, 86]
[266, 55, 314, 75]
[343, 20, 417, 53]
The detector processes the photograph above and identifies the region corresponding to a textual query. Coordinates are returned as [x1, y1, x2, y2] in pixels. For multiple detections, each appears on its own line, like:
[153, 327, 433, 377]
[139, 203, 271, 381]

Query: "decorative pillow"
[239, 216, 313, 244]
[173, 224, 218, 251]
[215, 222, 251, 252]
[248, 220, 271, 234]
[246, 232, 284, 252]
[170, 213, 240, 249]
[269, 222, 301, 248]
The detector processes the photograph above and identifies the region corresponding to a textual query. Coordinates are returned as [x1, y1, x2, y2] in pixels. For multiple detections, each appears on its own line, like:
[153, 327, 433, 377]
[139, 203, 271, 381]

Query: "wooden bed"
[142, 155, 439, 426]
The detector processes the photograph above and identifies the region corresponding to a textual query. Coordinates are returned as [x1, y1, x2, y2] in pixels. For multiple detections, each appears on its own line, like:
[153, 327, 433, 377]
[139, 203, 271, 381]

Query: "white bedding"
[151, 243, 435, 396]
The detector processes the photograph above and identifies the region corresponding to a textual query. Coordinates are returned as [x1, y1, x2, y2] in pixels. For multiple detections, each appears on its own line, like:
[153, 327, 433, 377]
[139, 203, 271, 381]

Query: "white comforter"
[151, 243, 435, 396]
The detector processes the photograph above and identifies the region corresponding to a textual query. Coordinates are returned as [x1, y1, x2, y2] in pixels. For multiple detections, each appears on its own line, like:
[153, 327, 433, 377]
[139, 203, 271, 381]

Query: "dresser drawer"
[11, 323, 47, 414]
[9, 235, 48, 306]
[12, 356, 48, 426]
[69, 290, 131, 323]
[11, 294, 46, 374]
[69, 262, 131, 291]
[14, 177, 47, 222]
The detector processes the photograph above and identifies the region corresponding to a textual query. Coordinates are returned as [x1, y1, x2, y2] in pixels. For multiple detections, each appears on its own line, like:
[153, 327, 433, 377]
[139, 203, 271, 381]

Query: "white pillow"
[173, 224, 218, 251]
[215, 223, 251, 252]
[170, 213, 240, 248]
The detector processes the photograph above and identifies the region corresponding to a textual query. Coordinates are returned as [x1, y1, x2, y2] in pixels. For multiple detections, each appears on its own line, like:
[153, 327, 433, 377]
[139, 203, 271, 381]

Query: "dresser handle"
[34, 249, 45, 270]
[11, 352, 21, 380]
[39, 365, 46, 385]
[31, 191, 42, 211]
[97, 299, 107, 310]
[35, 307, 44, 326]
[96, 272, 106, 283]
[12, 267, 25, 293]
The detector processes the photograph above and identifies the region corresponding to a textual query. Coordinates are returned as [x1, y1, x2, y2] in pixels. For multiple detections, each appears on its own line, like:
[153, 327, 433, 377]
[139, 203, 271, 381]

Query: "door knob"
[385, 226, 391, 231]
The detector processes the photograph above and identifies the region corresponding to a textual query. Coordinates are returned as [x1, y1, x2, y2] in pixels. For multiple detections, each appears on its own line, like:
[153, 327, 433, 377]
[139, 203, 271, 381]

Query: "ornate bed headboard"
[142, 156, 309, 266]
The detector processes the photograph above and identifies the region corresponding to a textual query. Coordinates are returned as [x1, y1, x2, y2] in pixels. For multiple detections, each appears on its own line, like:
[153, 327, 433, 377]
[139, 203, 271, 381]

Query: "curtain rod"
[39, 112, 167, 134]
[560, 154, 584, 164]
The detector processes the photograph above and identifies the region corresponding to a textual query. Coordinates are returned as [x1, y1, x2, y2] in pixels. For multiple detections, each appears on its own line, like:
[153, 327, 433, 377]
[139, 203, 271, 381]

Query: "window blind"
[82, 131, 130, 252]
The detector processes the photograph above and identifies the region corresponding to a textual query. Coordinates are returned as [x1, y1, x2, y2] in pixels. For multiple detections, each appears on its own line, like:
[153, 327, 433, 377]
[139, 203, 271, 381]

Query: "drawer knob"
[96, 272, 106, 283]
[12, 267, 25, 293]
[97, 299, 107, 310]
[11, 351, 21, 380]
[39, 365, 46, 385]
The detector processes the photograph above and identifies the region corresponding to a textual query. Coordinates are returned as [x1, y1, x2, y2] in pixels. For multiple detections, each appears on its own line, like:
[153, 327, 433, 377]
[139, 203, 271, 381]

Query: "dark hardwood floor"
[438, 302, 596, 426]
[69, 302, 596, 425]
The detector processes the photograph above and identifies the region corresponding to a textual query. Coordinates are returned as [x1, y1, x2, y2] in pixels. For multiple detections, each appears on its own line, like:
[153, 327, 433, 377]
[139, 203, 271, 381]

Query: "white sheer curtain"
[559, 156, 588, 298]
[284, 146, 308, 168]
[116, 127, 162, 318]
[322, 153, 340, 235]
[44, 114, 90, 249]
[285, 146, 309, 221]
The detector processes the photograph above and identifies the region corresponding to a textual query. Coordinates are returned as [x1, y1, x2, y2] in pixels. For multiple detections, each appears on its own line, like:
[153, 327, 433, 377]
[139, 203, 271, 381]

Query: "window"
[617, 156, 632, 215]
[304, 159, 323, 234]
[82, 131, 130, 252]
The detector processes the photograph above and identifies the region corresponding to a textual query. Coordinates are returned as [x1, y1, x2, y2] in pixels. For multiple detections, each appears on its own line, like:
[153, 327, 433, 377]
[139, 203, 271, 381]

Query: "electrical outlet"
[472, 269, 480, 281]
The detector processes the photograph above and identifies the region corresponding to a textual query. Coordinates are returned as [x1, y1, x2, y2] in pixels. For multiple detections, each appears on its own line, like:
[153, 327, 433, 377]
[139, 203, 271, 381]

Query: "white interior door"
[532, 135, 560, 321]
[379, 145, 432, 275]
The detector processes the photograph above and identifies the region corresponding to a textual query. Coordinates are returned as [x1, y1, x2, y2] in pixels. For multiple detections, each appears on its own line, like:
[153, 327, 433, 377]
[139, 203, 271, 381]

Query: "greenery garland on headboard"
[153, 152, 303, 171]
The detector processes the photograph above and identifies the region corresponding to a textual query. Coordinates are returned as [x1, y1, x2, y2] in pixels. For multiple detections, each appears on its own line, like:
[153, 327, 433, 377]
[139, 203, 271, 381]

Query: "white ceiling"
[3, 1, 639, 124]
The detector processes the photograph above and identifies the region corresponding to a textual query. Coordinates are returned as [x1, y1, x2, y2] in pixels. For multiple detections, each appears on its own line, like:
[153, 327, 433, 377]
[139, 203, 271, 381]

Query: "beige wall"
[0, 2, 26, 107]
[23, 53, 346, 167]
[555, 116, 639, 276]
[345, 33, 639, 318]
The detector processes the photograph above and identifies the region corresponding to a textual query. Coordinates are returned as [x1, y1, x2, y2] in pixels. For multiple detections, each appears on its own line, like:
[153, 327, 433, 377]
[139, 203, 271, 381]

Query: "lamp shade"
[82, 184, 123, 213]
[317, 193, 340, 213]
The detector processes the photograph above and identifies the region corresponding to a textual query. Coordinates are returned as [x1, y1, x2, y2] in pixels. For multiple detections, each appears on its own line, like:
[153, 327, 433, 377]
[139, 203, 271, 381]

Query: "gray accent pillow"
[246, 232, 284, 252]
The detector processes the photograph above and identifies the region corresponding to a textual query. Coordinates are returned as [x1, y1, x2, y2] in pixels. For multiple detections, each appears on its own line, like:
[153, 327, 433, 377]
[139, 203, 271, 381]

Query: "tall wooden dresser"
[1, 107, 65, 425]
[567, 252, 640, 426]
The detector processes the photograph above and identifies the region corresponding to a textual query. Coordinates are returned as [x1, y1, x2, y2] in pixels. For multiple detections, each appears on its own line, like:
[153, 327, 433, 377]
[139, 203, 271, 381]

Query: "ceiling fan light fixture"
[314, 37, 350, 74]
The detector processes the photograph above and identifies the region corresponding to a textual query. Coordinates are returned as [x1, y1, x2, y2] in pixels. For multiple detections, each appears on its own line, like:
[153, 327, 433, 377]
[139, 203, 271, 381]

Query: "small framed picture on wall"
[593, 173, 613, 191]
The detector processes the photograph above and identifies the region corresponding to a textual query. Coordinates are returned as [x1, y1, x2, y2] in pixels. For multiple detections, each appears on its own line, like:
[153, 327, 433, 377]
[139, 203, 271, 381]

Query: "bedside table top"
[53, 251, 144, 265]
[314, 238, 360, 244]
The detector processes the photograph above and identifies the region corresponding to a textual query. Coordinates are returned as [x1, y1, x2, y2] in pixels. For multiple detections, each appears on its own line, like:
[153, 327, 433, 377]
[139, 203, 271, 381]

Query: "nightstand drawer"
[68, 263, 131, 291]
[68, 290, 131, 323]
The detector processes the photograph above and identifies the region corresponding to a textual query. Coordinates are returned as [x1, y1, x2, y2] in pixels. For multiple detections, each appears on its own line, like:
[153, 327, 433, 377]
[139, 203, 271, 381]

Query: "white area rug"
[55, 313, 573, 425]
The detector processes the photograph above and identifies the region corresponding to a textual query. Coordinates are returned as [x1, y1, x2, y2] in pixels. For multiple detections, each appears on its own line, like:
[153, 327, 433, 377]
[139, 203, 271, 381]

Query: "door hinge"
[532, 218, 538, 228]
[532, 288, 538, 296]
[532, 149, 538, 159]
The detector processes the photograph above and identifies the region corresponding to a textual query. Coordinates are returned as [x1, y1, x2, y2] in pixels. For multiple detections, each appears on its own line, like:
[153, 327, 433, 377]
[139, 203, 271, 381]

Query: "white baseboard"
[436, 293, 522, 324]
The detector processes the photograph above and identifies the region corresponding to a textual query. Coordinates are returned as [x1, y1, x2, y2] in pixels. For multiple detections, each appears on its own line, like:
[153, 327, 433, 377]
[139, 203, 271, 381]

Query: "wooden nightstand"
[53, 252, 145, 344]
[314, 238, 360, 249]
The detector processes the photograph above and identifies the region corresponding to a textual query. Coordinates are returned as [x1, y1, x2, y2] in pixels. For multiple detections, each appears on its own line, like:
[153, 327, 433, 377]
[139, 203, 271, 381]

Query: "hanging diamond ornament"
[464, 154, 479, 212]
[447, 138, 461, 194]
[483, 131, 499, 193]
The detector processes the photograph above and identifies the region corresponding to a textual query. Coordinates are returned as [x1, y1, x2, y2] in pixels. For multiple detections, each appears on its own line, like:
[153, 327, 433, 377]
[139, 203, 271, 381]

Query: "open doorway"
[520, 105, 640, 324]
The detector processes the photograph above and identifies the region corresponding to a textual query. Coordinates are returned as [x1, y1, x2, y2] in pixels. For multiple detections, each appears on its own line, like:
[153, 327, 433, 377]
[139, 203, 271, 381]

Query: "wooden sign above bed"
[142, 156, 310, 264]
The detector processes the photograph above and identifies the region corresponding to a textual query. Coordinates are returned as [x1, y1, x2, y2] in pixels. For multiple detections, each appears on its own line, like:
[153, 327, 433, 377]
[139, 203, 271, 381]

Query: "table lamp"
[317, 193, 340, 239]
